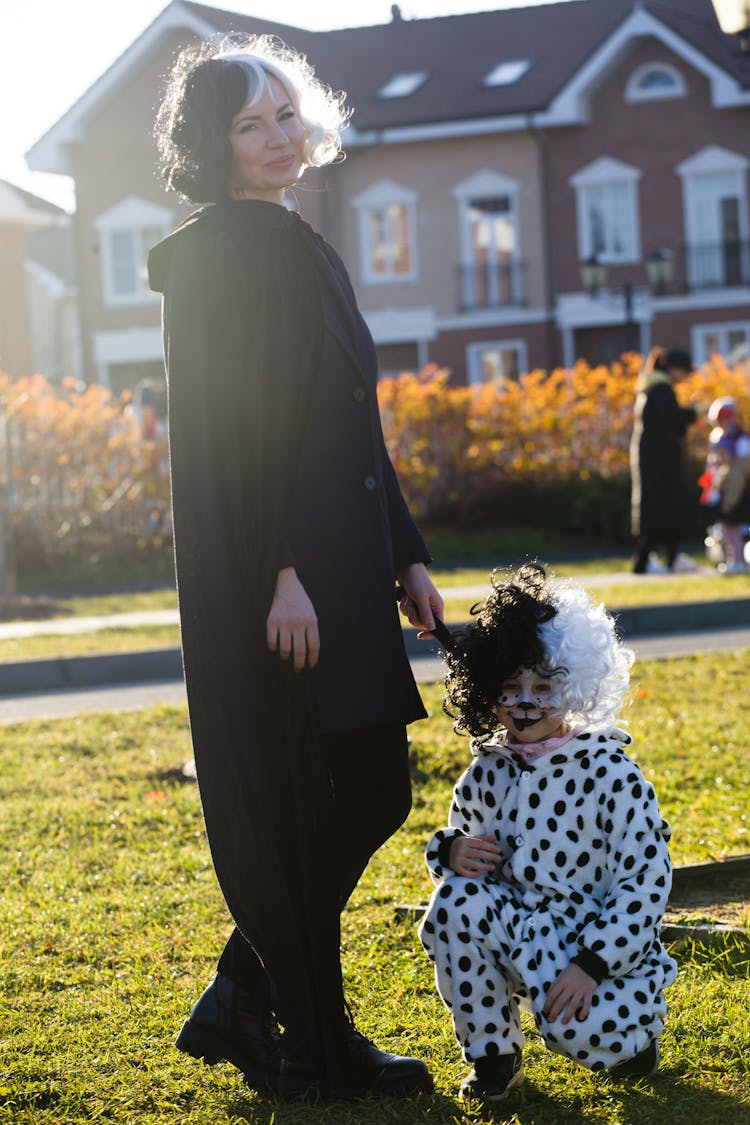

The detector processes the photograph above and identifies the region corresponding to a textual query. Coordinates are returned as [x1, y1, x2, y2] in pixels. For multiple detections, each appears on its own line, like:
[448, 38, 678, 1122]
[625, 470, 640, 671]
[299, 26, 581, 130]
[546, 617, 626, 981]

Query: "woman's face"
[496, 666, 567, 743]
[226, 73, 307, 203]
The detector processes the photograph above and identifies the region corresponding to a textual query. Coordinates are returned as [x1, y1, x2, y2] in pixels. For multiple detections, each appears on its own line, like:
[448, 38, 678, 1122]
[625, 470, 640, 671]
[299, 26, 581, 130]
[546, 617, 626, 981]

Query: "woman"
[148, 37, 443, 1099]
[630, 346, 698, 573]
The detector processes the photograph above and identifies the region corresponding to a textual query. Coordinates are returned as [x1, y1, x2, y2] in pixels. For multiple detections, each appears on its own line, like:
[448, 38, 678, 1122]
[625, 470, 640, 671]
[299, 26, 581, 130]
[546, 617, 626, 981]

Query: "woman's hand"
[644, 345, 664, 374]
[397, 563, 444, 637]
[542, 964, 597, 1025]
[266, 567, 319, 672]
[448, 834, 502, 877]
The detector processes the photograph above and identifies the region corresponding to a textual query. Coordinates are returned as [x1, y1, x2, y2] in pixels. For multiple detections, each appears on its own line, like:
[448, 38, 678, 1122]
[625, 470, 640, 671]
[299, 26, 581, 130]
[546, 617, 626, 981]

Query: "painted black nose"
[517, 702, 535, 711]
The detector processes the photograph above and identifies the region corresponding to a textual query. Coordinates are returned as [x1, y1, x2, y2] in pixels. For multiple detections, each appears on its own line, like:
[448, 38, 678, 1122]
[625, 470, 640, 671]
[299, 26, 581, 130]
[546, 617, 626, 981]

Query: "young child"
[419, 564, 677, 1102]
[699, 397, 750, 573]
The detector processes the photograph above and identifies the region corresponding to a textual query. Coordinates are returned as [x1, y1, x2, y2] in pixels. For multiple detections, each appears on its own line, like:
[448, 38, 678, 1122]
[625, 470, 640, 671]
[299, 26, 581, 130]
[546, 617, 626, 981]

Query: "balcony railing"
[457, 260, 525, 311]
[681, 240, 750, 291]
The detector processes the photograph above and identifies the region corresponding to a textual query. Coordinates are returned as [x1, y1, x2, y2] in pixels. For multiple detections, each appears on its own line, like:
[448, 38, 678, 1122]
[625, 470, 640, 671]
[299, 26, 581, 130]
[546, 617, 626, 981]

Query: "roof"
[0, 178, 65, 227]
[27, 0, 750, 173]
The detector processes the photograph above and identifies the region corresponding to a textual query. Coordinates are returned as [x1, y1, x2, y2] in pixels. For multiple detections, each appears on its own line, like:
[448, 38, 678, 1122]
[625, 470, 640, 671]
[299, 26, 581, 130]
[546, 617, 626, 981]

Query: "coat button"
[353, 386, 366, 402]
[514, 835, 524, 847]
[364, 475, 377, 490]
[521, 771, 531, 780]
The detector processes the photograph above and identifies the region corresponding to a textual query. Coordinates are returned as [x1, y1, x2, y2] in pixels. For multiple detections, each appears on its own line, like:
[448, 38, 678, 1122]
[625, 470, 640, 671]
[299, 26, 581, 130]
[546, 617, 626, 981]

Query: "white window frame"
[692, 321, 750, 366]
[351, 180, 418, 285]
[466, 339, 528, 385]
[453, 170, 522, 309]
[94, 196, 173, 307]
[625, 61, 686, 103]
[677, 146, 749, 288]
[570, 156, 642, 265]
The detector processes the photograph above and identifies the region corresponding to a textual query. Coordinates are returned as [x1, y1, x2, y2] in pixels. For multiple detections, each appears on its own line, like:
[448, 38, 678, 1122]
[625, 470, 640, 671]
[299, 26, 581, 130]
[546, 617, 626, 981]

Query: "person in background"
[630, 347, 699, 574]
[148, 35, 442, 1100]
[699, 396, 750, 574]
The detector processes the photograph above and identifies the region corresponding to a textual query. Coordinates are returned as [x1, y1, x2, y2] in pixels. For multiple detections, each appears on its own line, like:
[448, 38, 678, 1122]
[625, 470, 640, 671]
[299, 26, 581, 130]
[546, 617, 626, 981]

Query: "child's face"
[496, 666, 567, 743]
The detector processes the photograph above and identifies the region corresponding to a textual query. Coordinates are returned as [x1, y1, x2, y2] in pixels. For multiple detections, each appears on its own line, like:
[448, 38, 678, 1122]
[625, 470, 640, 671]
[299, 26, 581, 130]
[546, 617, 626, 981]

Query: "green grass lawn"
[1, 653, 748, 1123]
[0, 625, 181, 664]
[3, 557, 749, 663]
[435, 568, 750, 623]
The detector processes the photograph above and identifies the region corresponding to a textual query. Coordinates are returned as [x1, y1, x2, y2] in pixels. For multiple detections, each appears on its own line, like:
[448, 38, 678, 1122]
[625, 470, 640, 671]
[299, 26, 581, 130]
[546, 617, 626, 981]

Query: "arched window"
[625, 62, 686, 103]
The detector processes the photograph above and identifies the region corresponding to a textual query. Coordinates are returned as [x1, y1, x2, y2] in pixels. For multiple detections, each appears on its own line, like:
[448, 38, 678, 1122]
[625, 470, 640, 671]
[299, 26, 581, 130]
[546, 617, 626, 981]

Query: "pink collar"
[504, 725, 580, 763]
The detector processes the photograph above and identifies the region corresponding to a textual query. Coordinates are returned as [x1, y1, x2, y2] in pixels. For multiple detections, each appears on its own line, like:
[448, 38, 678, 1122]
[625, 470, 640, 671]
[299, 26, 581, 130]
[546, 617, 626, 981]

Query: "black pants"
[216, 723, 412, 1007]
[632, 536, 678, 572]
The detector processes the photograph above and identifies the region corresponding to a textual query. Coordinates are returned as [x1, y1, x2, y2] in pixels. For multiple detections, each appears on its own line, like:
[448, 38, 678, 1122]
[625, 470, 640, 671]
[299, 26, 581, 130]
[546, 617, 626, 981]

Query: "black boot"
[175, 973, 280, 1091]
[344, 1025, 433, 1096]
[608, 1039, 659, 1079]
[277, 1023, 433, 1100]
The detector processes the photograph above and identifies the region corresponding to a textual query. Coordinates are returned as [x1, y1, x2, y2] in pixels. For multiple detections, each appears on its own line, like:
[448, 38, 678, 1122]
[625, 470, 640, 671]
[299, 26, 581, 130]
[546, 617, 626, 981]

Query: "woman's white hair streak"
[539, 579, 634, 730]
[217, 36, 349, 167]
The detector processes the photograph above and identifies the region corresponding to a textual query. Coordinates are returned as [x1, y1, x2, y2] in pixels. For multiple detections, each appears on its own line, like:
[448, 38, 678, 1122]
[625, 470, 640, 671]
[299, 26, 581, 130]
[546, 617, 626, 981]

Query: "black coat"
[148, 199, 428, 1083]
[630, 377, 697, 539]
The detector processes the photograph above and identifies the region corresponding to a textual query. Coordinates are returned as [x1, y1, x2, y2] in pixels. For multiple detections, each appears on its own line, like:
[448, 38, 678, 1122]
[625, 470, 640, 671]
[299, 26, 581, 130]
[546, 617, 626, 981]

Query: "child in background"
[419, 564, 677, 1103]
[699, 397, 750, 574]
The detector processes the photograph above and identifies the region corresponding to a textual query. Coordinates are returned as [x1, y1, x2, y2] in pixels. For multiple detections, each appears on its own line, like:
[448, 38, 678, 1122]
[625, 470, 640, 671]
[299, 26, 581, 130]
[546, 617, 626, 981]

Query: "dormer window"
[482, 60, 531, 87]
[625, 62, 686, 102]
[378, 72, 427, 99]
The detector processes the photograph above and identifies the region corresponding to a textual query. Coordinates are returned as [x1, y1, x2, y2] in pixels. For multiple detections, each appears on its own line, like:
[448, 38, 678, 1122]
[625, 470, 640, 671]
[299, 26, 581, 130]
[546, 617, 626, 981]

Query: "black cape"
[630, 377, 697, 539]
[149, 199, 349, 1081]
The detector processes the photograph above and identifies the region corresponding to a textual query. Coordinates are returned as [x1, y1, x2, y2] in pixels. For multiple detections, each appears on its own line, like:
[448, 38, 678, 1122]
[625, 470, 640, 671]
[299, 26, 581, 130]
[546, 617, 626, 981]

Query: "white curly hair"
[539, 577, 634, 730]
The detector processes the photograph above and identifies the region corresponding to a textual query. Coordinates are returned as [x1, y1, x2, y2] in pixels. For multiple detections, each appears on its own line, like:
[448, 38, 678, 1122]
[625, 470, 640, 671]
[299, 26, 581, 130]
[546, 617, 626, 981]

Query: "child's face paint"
[496, 666, 567, 743]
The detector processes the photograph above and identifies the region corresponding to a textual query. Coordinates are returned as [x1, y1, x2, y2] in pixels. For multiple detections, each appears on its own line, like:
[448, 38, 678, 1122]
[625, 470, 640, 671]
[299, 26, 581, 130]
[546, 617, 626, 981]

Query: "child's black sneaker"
[608, 1039, 659, 1079]
[459, 1051, 524, 1101]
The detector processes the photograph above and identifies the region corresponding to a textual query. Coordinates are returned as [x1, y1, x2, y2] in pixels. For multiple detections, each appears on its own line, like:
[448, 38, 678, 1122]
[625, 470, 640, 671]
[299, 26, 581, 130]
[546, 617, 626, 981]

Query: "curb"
[0, 648, 183, 695]
[1, 596, 750, 695]
[400, 597, 750, 656]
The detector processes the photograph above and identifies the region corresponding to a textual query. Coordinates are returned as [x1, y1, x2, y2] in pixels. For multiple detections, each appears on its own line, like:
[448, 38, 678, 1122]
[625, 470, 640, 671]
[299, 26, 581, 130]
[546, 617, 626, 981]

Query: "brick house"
[26, 0, 750, 388]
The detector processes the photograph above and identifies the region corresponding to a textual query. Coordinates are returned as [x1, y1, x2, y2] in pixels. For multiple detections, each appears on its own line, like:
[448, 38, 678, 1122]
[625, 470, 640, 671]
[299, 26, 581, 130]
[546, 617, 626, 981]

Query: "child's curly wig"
[444, 563, 633, 739]
[155, 35, 349, 203]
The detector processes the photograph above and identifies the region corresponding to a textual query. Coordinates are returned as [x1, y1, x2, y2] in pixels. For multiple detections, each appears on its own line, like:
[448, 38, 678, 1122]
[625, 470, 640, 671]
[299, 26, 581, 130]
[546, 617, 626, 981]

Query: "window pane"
[388, 204, 412, 275]
[475, 345, 520, 381]
[367, 204, 411, 277]
[637, 68, 676, 90]
[109, 230, 137, 296]
[584, 183, 634, 258]
[368, 209, 389, 275]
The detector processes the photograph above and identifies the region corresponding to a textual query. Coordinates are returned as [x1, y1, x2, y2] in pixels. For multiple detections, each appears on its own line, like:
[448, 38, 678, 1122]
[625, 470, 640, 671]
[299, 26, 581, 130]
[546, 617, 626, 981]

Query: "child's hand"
[542, 964, 597, 1025]
[449, 834, 502, 877]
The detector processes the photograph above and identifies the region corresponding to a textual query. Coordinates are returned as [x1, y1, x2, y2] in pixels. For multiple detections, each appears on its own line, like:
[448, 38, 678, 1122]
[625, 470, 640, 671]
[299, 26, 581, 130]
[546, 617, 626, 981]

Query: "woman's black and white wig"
[444, 563, 633, 739]
[155, 35, 349, 202]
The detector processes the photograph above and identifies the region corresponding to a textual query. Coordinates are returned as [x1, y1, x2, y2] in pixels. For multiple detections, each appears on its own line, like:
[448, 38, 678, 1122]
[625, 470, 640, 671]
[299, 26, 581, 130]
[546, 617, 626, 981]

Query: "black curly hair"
[443, 563, 561, 739]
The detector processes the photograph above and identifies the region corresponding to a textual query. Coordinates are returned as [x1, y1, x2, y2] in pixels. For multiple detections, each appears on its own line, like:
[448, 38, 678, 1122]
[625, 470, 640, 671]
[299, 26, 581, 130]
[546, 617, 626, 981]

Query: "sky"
[0, 0, 745, 211]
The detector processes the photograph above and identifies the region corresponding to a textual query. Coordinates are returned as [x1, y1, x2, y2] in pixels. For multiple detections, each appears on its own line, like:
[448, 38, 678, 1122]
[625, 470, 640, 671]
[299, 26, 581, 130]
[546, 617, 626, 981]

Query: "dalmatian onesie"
[419, 728, 677, 1071]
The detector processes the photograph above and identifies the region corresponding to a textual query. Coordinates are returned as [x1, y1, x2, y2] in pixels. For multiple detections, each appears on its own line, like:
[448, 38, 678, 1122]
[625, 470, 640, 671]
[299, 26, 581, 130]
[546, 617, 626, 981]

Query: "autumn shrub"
[2, 355, 746, 584]
[378, 355, 750, 540]
[0, 374, 171, 579]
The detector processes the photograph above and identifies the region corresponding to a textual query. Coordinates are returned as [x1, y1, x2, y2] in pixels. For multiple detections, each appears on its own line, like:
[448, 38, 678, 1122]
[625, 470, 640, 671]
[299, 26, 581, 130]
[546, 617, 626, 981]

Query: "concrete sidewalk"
[1, 567, 749, 702]
[2, 624, 750, 724]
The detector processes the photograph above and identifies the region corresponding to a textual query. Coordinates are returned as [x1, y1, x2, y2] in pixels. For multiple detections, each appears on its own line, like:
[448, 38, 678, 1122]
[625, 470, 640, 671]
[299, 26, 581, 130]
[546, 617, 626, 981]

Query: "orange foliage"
[0, 373, 170, 571]
[378, 355, 750, 523]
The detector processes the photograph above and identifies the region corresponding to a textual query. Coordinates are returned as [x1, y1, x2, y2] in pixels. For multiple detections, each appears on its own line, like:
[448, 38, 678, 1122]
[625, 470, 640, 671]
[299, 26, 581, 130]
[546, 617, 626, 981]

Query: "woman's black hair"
[155, 43, 252, 203]
[664, 347, 693, 372]
[444, 562, 558, 739]
[653, 347, 693, 373]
